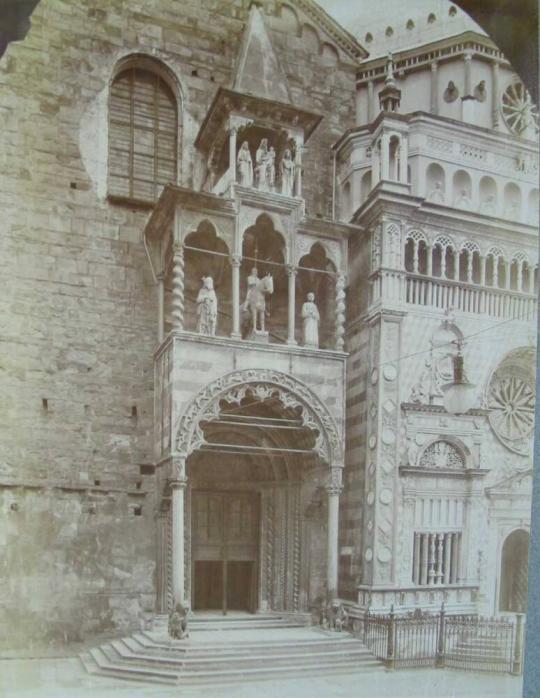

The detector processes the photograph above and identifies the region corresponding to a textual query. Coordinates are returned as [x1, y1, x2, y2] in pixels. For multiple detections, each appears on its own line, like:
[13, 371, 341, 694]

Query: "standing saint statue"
[301, 292, 320, 348]
[196, 276, 218, 336]
[237, 141, 253, 187]
[454, 188, 472, 210]
[281, 148, 295, 197]
[427, 181, 444, 203]
[255, 138, 269, 190]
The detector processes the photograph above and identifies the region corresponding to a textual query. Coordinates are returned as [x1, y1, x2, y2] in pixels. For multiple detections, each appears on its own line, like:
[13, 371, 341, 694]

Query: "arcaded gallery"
[1, 0, 537, 681]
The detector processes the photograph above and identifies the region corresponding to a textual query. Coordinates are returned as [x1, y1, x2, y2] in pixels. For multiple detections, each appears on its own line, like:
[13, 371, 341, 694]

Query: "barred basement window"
[108, 66, 178, 204]
[412, 531, 461, 585]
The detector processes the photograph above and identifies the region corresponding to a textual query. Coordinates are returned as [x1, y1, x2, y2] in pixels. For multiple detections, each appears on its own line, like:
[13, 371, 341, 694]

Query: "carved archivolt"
[174, 369, 344, 466]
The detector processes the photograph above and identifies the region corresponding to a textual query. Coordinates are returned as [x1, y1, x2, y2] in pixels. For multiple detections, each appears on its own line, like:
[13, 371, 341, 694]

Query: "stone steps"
[129, 632, 360, 655]
[108, 637, 372, 670]
[80, 619, 383, 685]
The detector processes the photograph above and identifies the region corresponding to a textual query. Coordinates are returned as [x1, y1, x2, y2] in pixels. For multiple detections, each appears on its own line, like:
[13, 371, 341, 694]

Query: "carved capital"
[169, 477, 188, 491]
[326, 465, 343, 495]
[230, 253, 242, 268]
[171, 455, 187, 480]
[286, 264, 298, 277]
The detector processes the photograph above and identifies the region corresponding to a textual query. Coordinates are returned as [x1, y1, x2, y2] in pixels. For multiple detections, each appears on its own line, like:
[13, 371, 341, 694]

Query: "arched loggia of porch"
[159, 369, 344, 616]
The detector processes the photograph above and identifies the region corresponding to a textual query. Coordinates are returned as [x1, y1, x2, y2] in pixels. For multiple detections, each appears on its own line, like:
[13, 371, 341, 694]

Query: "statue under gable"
[237, 141, 253, 187]
[281, 148, 295, 196]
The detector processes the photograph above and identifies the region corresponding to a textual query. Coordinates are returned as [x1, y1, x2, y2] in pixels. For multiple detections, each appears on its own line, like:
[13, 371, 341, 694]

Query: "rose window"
[487, 348, 536, 456]
[488, 377, 534, 440]
[501, 81, 539, 136]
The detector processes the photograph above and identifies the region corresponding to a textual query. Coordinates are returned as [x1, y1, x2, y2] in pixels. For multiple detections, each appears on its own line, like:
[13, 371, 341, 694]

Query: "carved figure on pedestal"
[331, 602, 348, 632]
[505, 198, 520, 220]
[454, 188, 472, 210]
[196, 276, 218, 336]
[281, 148, 295, 196]
[301, 292, 320, 348]
[242, 267, 274, 336]
[168, 603, 189, 639]
[480, 194, 496, 216]
[427, 181, 445, 203]
[255, 138, 270, 190]
[237, 141, 253, 187]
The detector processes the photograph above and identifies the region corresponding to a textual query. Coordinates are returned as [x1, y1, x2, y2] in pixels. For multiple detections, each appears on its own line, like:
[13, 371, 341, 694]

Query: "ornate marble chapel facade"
[1, 0, 537, 645]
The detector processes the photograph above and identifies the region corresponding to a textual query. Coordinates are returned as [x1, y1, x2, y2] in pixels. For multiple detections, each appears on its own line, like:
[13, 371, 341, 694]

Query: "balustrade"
[405, 273, 537, 321]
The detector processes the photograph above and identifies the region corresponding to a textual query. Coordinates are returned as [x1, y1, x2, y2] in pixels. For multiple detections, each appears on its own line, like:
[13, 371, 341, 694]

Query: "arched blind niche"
[108, 61, 178, 203]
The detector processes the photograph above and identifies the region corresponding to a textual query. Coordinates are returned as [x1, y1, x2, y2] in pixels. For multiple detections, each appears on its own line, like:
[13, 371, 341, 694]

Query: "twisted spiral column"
[171, 244, 184, 331]
[335, 273, 346, 351]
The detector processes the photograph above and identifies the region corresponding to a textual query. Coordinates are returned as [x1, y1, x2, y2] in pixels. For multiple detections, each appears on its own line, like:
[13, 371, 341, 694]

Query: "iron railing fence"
[348, 604, 524, 675]
[444, 615, 516, 673]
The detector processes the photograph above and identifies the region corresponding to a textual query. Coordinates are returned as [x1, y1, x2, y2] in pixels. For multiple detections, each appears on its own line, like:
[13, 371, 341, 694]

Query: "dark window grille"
[108, 67, 178, 203]
[412, 531, 462, 585]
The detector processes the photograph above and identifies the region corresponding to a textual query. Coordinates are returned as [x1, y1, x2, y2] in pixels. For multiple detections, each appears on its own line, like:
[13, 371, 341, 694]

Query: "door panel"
[227, 561, 253, 611]
[193, 560, 223, 610]
[192, 491, 259, 613]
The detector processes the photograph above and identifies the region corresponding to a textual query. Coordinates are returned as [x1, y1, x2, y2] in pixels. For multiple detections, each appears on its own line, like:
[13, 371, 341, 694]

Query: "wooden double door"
[192, 490, 259, 613]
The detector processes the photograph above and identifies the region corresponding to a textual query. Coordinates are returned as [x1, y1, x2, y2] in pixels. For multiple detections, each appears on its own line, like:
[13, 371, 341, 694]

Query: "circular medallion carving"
[382, 428, 396, 445]
[487, 348, 535, 456]
[379, 488, 392, 505]
[367, 491, 375, 506]
[369, 434, 377, 449]
[365, 547, 373, 562]
[370, 403, 377, 418]
[378, 546, 392, 563]
[382, 460, 393, 473]
[383, 364, 397, 381]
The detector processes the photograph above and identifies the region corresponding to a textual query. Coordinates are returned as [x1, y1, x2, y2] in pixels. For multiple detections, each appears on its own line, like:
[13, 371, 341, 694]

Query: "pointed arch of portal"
[174, 368, 343, 468]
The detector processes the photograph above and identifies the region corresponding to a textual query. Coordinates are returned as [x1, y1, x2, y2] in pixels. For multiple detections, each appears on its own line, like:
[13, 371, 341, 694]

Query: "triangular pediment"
[486, 469, 533, 498]
[233, 5, 291, 104]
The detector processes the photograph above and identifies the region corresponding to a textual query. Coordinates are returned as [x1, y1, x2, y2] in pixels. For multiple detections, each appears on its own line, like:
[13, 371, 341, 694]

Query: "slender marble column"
[335, 274, 346, 351]
[171, 244, 184, 331]
[368, 80, 375, 122]
[443, 533, 452, 584]
[326, 467, 343, 599]
[399, 137, 408, 184]
[229, 126, 237, 184]
[426, 245, 433, 277]
[491, 60, 500, 130]
[380, 133, 390, 180]
[467, 251, 473, 284]
[170, 471, 187, 606]
[480, 256, 487, 286]
[157, 274, 165, 343]
[286, 265, 297, 345]
[430, 61, 439, 115]
[230, 254, 241, 338]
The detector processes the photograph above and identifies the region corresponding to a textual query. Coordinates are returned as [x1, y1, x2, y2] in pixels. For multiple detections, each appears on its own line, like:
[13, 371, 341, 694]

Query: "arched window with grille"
[108, 58, 179, 204]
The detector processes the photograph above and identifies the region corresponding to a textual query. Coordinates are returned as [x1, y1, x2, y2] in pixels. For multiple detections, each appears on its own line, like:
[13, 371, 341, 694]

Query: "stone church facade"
[1, 0, 537, 648]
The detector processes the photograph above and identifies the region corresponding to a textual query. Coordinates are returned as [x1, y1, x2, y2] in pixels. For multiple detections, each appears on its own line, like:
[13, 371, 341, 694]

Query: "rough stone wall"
[0, 0, 356, 644]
